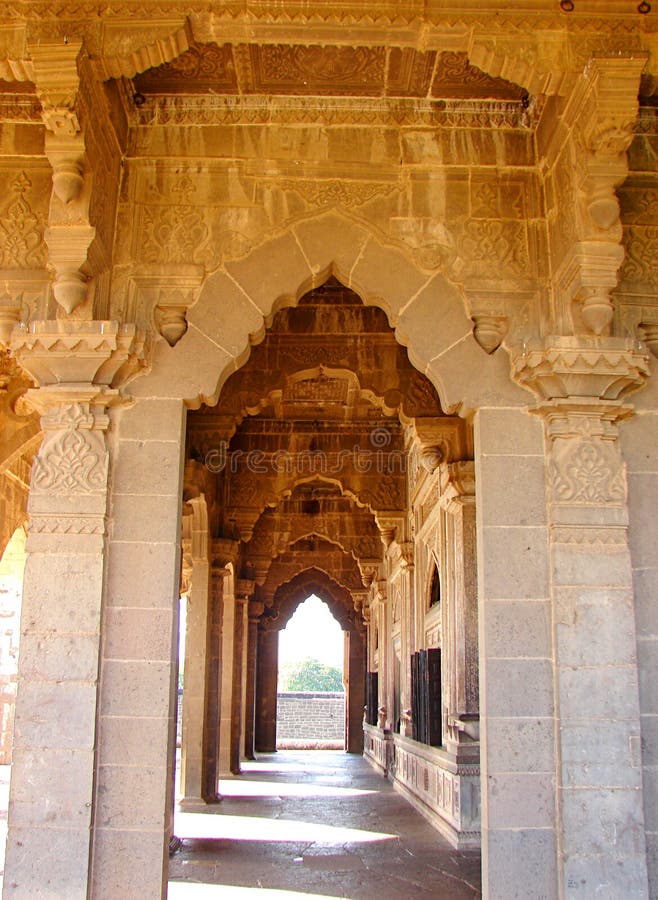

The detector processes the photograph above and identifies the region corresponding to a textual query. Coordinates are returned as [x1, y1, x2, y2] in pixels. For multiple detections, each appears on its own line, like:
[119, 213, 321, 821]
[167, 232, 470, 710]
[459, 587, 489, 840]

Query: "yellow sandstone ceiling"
[133, 43, 526, 101]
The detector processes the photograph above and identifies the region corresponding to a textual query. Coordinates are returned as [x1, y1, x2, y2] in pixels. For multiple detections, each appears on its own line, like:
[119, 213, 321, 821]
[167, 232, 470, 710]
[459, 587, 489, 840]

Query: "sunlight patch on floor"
[240, 759, 349, 777]
[217, 778, 376, 799]
[174, 811, 396, 844]
[169, 883, 343, 899]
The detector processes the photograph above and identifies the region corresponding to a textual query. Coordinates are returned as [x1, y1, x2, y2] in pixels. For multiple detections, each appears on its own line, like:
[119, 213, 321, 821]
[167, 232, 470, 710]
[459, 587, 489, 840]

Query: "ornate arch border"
[127, 210, 527, 417]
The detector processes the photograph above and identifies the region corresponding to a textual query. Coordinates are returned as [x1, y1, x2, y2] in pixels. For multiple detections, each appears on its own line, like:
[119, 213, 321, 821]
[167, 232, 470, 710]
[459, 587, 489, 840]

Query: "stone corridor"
[168, 751, 481, 898]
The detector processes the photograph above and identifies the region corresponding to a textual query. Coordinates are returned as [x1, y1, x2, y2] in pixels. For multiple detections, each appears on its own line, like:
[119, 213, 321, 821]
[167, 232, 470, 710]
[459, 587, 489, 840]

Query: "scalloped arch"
[129, 210, 527, 416]
[271, 566, 362, 634]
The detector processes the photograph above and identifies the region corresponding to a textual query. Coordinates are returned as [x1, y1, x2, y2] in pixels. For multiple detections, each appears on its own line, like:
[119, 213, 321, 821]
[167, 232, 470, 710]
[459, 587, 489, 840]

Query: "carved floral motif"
[141, 203, 213, 265]
[135, 42, 237, 92]
[432, 52, 525, 101]
[550, 439, 625, 505]
[277, 178, 400, 209]
[251, 44, 386, 94]
[136, 174, 217, 267]
[620, 224, 658, 288]
[457, 219, 530, 279]
[0, 172, 46, 269]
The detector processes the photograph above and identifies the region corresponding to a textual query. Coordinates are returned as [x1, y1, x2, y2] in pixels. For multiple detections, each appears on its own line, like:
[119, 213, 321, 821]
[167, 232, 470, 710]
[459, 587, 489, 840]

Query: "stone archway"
[255, 567, 365, 755]
[101, 217, 542, 899]
[127, 210, 525, 415]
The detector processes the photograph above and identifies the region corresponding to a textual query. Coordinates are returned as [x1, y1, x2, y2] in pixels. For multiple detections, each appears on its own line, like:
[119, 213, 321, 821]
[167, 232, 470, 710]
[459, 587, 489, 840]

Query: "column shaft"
[90, 398, 185, 897]
[255, 628, 278, 752]
[5, 399, 111, 898]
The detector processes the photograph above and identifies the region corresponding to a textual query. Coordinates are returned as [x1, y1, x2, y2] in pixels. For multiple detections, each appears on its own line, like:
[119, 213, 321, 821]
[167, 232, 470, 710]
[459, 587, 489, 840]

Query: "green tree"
[280, 657, 344, 692]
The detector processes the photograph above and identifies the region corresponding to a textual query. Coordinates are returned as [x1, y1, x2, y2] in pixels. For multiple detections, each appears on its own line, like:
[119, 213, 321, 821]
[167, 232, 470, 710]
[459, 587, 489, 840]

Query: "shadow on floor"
[168, 750, 481, 899]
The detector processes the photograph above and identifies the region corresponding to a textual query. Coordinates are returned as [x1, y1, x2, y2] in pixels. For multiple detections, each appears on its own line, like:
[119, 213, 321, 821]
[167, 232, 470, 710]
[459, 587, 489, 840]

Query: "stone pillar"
[3, 322, 140, 898]
[513, 337, 650, 897]
[180, 496, 210, 803]
[90, 394, 185, 896]
[621, 401, 658, 897]
[217, 568, 236, 775]
[235, 582, 253, 763]
[244, 601, 264, 759]
[255, 626, 278, 752]
[475, 404, 557, 900]
[439, 461, 479, 756]
[201, 563, 226, 803]
[376, 583, 390, 729]
[346, 629, 366, 754]
[387, 542, 414, 735]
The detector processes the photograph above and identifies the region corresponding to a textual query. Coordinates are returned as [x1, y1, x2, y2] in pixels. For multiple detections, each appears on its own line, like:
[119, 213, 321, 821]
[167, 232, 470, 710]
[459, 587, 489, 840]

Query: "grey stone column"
[89, 395, 186, 897]
[543, 398, 648, 896]
[244, 601, 264, 759]
[512, 336, 650, 898]
[475, 405, 557, 900]
[180, 496, 210, 803]
[622, 402, 658, 897]
[439, 461, 479, 755]
[5, 321, 140, 899]
[5, 395, 111, 898]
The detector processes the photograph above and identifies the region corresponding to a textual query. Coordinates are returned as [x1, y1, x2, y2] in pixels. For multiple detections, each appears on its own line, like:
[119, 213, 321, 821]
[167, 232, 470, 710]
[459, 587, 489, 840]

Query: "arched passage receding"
[255, 568, 366, 755]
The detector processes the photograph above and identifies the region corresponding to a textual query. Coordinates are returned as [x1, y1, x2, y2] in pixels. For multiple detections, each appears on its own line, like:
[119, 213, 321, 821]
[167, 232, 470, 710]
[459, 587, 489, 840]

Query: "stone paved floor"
[169, 751, 482, 899]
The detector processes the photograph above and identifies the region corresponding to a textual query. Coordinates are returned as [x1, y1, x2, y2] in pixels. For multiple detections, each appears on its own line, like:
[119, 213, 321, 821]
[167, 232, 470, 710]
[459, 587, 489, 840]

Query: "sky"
[278, 594, 344, 668]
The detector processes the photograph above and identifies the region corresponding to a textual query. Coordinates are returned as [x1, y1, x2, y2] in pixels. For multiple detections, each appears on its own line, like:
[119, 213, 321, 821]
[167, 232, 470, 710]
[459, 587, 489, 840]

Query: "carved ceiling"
[133, 43, 526, 101]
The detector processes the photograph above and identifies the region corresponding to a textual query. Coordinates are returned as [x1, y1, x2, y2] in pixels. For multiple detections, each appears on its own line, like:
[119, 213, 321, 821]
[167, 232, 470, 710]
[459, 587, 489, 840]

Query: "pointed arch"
[127, 210, 527, 417]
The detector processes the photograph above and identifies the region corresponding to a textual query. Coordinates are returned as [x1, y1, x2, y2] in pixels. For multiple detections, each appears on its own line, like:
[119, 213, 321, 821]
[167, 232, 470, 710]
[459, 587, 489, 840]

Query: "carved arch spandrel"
[128, 211, 528, 415]
[259, 548, 365, 607]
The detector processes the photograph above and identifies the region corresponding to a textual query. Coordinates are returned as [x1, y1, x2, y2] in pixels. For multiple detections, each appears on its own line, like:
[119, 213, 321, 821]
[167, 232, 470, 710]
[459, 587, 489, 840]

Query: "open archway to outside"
[277, 593, 345, 751]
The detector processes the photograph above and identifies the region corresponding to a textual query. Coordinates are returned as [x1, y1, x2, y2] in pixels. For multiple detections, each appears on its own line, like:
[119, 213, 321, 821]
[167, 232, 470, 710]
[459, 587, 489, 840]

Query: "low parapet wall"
[276, 692, 345, 748]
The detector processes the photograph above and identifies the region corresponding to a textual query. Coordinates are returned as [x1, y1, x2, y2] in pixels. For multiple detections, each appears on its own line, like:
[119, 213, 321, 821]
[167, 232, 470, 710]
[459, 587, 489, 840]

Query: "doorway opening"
[277, 593, 345, 750]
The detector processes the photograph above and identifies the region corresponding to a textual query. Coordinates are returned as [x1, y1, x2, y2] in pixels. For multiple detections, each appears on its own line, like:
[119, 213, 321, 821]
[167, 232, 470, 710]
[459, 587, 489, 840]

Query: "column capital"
[236, 578, 255, 602]
[248, 600, 265, 620]
[30, 40, 82, 136]
[211, 537, 239, 568]
[510, 336, 649, 412]
[11, 320, 144, 409]
[411, 416, 470, 473]
[439, 460, 475, 511]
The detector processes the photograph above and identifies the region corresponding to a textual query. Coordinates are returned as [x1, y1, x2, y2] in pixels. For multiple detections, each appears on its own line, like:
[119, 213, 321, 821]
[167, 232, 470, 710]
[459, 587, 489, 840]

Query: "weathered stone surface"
[0, 4, 656, 899]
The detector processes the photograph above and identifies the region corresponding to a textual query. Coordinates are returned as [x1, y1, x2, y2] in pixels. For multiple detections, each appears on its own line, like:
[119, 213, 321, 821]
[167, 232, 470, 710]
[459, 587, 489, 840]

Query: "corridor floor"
[168, 750, 482, 899]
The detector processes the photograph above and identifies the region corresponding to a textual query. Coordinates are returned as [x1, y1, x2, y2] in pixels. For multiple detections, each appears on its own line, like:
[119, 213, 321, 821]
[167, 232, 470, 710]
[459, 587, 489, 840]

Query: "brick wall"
[276, 692, 345, 745]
